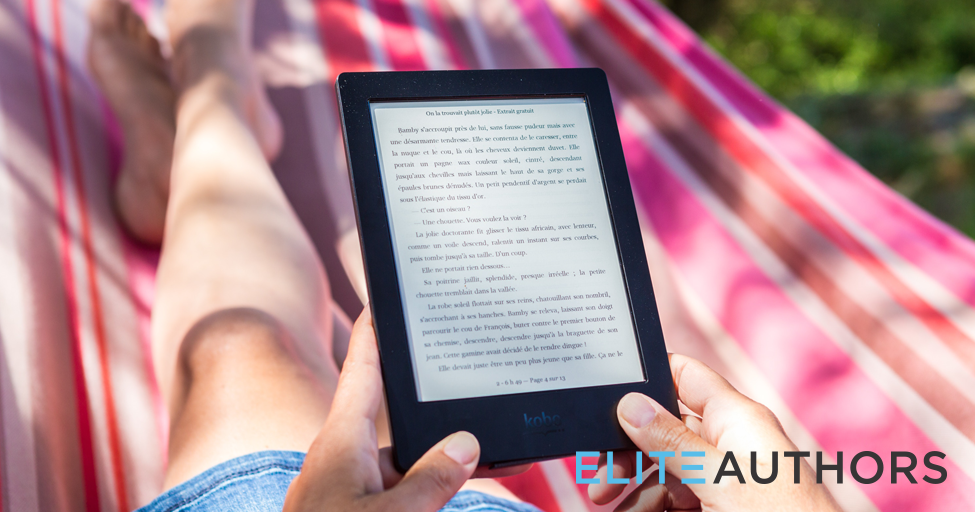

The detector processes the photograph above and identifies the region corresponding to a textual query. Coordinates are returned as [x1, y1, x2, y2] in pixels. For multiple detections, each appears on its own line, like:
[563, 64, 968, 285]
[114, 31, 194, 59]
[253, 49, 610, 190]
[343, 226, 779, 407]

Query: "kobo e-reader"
[337, 68, 679, 471]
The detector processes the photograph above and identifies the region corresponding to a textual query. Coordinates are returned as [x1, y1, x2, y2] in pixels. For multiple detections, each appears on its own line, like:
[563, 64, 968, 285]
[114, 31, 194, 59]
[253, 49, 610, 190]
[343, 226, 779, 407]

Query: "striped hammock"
[0, 0, 973, 510]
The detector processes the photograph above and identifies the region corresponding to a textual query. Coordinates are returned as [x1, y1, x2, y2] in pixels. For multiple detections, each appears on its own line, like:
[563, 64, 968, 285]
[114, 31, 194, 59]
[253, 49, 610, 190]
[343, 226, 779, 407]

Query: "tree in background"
[663, 0, 975, 236]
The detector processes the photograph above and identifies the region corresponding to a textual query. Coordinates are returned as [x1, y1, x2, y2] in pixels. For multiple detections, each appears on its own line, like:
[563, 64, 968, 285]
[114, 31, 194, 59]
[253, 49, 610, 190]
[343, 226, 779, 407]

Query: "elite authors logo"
[575, 450, 948, 485]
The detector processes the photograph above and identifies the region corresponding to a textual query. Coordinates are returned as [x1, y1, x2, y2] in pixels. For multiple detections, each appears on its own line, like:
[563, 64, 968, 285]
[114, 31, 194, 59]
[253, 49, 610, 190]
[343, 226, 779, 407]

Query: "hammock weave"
[1, 0, 973, 510]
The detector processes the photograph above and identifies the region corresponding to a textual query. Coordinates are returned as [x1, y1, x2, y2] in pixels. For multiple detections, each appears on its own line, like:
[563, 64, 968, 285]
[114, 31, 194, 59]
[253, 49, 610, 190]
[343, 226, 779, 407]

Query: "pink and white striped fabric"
[1, 0, 973, 510]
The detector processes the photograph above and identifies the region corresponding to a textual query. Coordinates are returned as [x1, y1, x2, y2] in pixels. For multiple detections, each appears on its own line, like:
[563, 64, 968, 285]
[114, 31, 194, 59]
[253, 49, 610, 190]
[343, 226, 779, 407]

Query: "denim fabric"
[136, 451, 542, 512]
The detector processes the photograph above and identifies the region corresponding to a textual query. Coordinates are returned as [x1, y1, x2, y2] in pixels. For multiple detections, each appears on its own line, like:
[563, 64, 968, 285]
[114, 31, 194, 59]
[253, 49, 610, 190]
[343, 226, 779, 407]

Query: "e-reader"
[337, 68, 679, 471]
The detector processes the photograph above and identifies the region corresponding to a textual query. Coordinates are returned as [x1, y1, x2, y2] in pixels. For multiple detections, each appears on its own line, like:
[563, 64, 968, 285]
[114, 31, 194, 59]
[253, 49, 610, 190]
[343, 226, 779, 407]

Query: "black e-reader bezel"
[337, 68, 679, 472]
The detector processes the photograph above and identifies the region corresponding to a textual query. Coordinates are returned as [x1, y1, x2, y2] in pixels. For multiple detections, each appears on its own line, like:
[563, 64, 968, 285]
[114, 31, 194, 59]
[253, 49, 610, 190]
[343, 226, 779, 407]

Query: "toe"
[120, 2, 143, 38]
[109, 2, 166, 67]
[133, 17, 161, 56]
[89, 0, 123, 32]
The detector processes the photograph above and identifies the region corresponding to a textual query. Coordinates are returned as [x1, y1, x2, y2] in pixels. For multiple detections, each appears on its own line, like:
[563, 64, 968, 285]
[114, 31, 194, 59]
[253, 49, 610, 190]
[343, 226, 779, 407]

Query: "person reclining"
[87, 0, 840, 510]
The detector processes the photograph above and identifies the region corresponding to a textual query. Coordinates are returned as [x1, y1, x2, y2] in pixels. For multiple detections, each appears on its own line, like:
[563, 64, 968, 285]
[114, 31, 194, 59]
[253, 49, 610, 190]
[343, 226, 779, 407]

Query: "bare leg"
[88, 0, 175, 244]
[91, 0, 332, 489]
[90, 0, 518, 500]
[156, 0, 335, 488]
[89, 0, 282, 246]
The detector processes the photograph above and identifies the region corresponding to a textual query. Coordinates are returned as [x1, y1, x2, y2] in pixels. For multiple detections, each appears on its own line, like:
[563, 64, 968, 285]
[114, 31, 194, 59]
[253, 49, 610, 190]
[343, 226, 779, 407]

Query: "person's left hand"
[283, 308, 527, 512]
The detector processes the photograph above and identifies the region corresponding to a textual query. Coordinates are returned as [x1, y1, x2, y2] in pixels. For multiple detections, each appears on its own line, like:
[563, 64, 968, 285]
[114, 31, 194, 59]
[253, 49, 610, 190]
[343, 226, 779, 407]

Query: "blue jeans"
[136, 451, 542, 512]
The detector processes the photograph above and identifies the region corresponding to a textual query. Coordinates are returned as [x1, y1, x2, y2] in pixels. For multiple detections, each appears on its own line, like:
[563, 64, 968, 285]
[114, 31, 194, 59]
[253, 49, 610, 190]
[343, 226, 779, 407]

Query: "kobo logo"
[524, 412, 563, 432]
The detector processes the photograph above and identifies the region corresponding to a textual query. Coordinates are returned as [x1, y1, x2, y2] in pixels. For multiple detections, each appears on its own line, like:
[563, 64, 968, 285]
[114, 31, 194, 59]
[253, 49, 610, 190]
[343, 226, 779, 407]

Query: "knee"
[177, 307, 295, 381]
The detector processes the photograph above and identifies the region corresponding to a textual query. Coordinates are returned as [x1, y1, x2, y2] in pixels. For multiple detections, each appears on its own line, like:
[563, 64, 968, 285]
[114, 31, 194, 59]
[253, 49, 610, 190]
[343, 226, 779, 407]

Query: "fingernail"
[618, 393, 656, 428]
[443, 431, 479, 465]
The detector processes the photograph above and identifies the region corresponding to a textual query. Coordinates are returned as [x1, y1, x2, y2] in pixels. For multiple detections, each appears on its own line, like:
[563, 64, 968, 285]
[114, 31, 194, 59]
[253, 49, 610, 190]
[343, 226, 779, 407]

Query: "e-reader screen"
[370, 97, 645, 402]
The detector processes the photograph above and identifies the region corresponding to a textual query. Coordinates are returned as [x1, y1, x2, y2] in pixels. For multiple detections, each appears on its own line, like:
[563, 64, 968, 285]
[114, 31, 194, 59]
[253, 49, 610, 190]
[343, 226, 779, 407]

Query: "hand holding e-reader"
[337, 68, 679, 471]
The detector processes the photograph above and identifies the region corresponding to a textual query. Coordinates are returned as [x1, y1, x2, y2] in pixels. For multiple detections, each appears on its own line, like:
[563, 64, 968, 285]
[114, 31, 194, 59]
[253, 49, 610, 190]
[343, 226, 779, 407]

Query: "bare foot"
[166, 0, 283, 160]
[89, 0, 175, 245]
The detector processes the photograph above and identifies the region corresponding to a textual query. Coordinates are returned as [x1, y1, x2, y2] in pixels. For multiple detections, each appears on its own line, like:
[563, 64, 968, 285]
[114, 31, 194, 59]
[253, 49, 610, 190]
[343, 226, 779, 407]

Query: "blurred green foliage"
[662, 0, 975, 236]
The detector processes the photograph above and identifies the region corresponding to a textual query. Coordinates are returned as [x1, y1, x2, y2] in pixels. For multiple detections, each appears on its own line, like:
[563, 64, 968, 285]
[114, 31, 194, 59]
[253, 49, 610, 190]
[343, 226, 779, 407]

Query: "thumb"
[617, 393, 723, 502]
[383, 431, 480, 512]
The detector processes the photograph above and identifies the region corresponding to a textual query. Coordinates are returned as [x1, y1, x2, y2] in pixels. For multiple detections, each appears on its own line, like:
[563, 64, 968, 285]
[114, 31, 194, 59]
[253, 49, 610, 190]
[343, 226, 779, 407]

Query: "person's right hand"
[588, 354, 842, 512]
[282, 308, 528, 512]
[282, 309, 479, 512]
